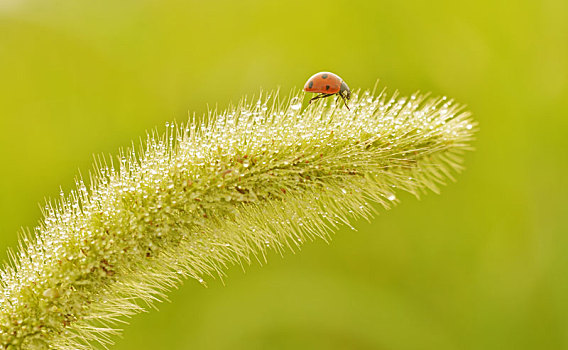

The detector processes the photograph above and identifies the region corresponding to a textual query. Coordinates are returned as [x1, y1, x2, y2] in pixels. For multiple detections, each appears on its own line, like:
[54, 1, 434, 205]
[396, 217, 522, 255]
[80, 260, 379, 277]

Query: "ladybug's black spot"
[325, 85, 330, 90]
[321, 74, 328, 79]
[308, 80, 313, 89]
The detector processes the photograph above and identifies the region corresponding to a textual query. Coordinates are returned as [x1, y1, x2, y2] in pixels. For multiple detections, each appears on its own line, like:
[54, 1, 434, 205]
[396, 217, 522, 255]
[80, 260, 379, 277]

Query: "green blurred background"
[1, 0, 567, 349]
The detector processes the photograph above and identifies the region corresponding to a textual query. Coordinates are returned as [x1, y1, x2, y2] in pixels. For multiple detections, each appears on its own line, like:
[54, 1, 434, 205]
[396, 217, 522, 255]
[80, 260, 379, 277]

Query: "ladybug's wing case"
[304, 72, 342, 94]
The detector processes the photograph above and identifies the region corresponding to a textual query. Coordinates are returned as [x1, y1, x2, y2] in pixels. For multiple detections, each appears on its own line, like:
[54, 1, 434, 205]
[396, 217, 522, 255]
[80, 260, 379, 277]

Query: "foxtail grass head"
[0, 86, 477, 349]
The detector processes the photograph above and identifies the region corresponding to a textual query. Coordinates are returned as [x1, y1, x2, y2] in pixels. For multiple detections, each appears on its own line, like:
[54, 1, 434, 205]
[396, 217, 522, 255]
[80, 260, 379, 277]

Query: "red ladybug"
[303, 72, 351, 110]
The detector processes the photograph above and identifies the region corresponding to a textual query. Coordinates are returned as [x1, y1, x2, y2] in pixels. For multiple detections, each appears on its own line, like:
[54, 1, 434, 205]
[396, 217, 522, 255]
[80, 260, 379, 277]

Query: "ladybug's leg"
[309, 93, 334, 104]
[309, 93, 332, 103]
[338, 91, 350, 110]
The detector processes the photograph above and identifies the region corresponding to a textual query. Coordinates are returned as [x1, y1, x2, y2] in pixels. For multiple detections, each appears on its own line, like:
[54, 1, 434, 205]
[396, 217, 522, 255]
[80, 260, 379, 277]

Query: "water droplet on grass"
[290, 97, 302, 111]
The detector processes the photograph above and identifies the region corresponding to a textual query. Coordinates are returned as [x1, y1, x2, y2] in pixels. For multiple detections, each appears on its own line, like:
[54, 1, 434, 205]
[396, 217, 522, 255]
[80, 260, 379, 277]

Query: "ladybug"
[303, 72, 351, 110]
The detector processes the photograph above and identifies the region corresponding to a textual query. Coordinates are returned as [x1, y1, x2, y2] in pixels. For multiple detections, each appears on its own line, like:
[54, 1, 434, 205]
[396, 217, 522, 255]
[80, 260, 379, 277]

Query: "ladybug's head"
[340, 81, 351, 100]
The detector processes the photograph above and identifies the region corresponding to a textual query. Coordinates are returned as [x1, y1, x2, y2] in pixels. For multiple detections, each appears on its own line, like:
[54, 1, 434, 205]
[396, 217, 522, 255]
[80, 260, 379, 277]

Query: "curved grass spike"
[0, 87, 477, 349]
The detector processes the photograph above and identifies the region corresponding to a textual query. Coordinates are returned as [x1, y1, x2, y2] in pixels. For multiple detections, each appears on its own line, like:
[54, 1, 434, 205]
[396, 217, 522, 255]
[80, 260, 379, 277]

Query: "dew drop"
[290, 97, 302, 111]
[387, 194, 397, 201]
[42, 288, 59, 299]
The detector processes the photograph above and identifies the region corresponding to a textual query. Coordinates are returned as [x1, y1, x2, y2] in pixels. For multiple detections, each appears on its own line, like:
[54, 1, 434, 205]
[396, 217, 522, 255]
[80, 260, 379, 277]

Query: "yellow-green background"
[1, 0, 567, 349]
